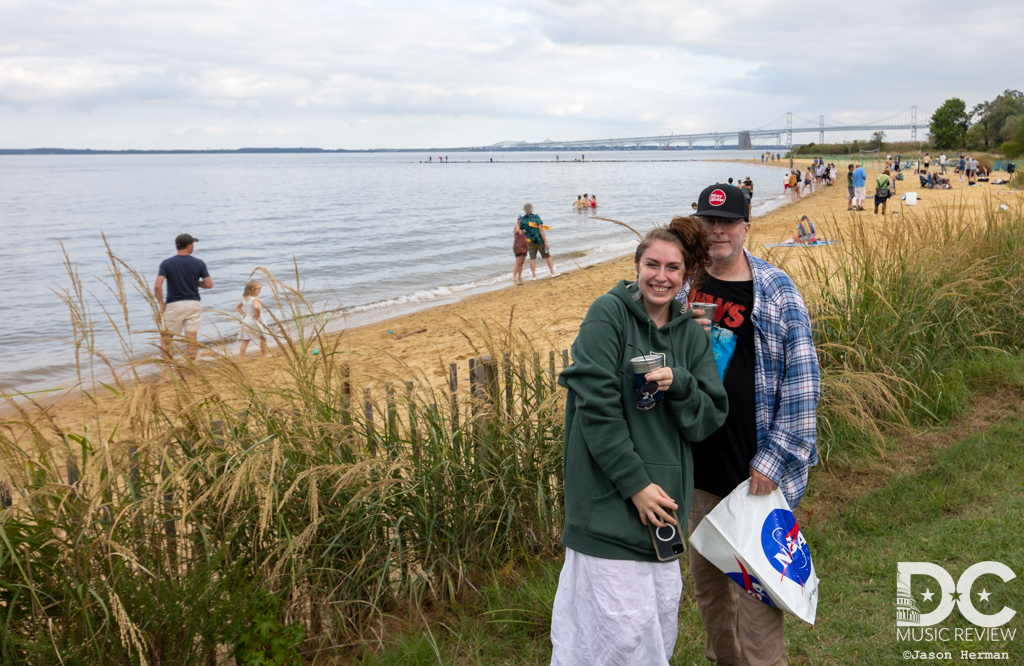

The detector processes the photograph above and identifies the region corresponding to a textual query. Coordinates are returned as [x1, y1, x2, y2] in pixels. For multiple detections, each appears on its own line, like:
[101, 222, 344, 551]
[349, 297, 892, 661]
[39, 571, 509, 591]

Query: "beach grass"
[3, 199, 1024, 663]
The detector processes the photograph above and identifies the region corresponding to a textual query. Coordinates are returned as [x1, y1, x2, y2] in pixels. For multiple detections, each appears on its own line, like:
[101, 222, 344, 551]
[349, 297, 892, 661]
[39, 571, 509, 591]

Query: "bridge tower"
[737, 132, 752, 150]
[786, 112, 793, 148]
[911, 106, 918, 141]
[819, 115, 824, 143]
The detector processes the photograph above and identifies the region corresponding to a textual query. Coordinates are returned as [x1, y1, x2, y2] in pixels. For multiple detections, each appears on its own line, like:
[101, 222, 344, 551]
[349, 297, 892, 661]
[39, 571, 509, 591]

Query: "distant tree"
[930, 98, 970, 149]
[970, 90, 1024, 149]
[871, 131, 886, 149]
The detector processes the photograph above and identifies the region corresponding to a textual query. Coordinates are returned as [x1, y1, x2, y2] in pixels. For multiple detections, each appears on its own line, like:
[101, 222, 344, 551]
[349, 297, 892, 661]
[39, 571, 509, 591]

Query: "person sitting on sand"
[236, 280, 272, 359]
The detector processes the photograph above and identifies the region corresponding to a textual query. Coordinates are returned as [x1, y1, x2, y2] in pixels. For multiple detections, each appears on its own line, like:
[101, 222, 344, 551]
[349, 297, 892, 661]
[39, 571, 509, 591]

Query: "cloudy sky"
[1, 0, 1019, 150]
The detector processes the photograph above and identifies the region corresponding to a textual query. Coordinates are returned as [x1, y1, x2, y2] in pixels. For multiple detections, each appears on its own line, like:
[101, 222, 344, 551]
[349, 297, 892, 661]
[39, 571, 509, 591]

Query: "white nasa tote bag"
[689, 479, 819, 624]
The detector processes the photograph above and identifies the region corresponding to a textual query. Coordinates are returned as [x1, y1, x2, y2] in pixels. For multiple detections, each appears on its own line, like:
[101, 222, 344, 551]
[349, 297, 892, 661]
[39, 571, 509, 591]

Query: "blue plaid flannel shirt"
[678, 249, 820, 508]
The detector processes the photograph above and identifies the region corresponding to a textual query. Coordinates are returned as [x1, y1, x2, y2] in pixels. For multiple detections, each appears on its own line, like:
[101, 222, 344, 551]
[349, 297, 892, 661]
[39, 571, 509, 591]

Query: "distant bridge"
[489, 106, 928, 151]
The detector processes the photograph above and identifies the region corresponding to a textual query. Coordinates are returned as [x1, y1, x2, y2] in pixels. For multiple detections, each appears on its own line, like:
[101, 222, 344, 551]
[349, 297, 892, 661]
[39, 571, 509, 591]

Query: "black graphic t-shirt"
[689, 276, 757, 498]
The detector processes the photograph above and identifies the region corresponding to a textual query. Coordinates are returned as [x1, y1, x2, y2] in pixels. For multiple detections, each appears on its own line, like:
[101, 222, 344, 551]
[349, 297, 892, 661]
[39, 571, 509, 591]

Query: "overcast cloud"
[0, 0, 1019, 149]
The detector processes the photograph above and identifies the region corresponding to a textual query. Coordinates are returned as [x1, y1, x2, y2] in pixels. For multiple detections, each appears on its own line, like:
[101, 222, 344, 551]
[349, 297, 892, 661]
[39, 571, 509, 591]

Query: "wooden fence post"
[449, 363, 459, 433]
[533, 351, 542, 397]
[549, 351, 556, 391]
[504, 352, 513, 418]
[468, 357, 479, 419]
[519, 358, 528, 416]
[364, 387, 376, 455]
[386, 382, 397, 437]
[407, 381, 419, 461]
[212, 420, 224, 447]
[562, 349, 570, 370]
[0, 481, 11, 508]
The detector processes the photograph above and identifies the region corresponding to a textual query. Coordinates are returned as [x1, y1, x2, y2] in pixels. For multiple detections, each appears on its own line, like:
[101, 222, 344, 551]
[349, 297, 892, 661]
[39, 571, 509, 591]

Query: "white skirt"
[550, 548, 683, 666]
[236, 315, 269, 342]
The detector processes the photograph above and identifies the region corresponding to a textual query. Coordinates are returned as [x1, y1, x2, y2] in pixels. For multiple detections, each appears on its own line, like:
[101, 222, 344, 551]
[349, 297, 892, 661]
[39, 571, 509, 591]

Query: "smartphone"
[649, 509, 686, 561]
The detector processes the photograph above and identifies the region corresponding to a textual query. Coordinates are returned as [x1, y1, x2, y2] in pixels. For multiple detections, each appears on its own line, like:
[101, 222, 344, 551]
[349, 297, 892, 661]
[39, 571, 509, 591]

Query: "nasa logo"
[708, 189, 727, 206]
[760, 509, 813, 588]
[727, 556, 777, 607]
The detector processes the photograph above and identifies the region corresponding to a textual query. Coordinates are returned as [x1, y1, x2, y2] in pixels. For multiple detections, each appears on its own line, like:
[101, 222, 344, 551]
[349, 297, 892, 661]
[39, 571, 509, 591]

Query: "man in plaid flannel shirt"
[679, 183, 820, 666]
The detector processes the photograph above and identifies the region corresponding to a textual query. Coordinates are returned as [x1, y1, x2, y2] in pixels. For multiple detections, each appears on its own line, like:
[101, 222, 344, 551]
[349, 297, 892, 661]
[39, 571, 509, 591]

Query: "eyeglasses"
[619, 369, 659, 410]
[699, 216, 745, 229]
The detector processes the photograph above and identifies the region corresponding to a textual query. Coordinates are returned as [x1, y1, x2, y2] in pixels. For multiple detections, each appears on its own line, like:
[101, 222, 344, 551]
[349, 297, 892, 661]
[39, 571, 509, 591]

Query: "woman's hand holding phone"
[630, 483, 678, 527]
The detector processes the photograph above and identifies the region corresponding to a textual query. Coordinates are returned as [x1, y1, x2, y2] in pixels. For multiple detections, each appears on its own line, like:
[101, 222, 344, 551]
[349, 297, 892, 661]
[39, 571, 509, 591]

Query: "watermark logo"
[708, 189, 727, 206]
[897, 562, 1017, 628]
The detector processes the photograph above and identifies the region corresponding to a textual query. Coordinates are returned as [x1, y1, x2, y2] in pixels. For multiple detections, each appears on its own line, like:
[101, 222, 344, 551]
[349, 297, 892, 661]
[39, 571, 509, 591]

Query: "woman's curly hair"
[633, 216, 712, 292]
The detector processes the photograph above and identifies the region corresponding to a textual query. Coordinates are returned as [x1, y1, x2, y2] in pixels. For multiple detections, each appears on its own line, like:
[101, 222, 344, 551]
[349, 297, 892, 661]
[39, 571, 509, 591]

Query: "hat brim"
[695, 208, 747, 220]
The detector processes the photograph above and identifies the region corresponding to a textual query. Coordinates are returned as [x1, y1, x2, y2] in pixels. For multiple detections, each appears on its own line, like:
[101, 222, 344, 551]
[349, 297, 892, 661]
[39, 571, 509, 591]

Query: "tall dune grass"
[769, 197, 1024, 461]
[1, 257, 565, 664]
[3, 198, 1024, 663]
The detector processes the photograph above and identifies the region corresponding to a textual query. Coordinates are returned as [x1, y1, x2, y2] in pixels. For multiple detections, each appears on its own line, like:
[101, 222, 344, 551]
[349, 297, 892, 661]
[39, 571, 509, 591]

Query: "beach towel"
[763, 239, 835, 248]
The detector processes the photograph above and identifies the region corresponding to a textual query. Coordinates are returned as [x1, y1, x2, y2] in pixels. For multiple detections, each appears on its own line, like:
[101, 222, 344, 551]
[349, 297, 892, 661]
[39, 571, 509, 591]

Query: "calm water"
[0, 150, 788, 394]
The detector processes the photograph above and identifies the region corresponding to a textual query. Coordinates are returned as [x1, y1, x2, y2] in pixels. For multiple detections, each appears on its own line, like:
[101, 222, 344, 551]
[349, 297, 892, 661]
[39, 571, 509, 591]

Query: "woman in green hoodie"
[550, 217, 728, 666]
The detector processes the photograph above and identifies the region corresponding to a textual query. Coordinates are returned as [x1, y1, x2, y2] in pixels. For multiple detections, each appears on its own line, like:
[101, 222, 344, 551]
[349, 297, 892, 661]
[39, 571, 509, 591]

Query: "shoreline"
[6, 156, 1015, 430]
[2, 159, 792, 404]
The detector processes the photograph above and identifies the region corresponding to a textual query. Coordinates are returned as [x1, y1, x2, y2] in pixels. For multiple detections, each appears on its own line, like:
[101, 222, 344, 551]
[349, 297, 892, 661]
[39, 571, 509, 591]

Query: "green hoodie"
[557, 280, 728, 562]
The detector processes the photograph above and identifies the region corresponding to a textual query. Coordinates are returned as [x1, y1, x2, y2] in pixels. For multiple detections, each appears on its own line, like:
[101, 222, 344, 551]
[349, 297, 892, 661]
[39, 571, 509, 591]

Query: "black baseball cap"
[175, 233, 199, 248]
[695, 183, 748, 221]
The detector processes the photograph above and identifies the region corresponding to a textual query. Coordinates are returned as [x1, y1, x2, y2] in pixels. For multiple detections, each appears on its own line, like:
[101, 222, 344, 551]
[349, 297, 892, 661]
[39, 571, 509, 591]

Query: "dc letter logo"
[760, 509, 812, 588]
[708, 189, 727, 206]
[896, 562, 1017, 627]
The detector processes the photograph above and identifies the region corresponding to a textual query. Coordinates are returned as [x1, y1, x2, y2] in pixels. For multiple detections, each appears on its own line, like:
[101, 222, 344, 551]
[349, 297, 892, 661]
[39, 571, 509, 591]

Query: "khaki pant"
[688, 489, 786, 666]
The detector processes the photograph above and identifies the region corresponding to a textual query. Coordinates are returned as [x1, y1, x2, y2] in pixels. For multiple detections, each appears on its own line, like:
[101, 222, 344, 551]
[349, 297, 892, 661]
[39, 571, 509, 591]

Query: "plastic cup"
[691, 302, 718, 335]
[630, 354, 665, 403]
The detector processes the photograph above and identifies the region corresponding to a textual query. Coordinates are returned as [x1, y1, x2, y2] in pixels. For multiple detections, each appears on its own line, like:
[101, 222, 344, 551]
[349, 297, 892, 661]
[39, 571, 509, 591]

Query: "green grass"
[358, 363, 1024, 665]
[5, 205, 1024, 663]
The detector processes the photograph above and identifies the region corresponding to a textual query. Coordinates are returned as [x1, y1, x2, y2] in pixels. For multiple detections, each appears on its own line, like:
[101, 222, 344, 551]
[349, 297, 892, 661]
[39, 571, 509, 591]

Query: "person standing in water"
[519, 203, 558, 278]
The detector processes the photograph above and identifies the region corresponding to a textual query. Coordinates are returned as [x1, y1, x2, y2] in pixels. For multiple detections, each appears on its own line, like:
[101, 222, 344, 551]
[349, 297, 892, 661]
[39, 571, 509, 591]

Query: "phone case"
[649, 509, 687, 561]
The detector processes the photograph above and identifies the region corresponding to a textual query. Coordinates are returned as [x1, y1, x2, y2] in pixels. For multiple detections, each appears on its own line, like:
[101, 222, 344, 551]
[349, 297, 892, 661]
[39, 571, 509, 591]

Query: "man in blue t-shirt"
[154, 233, 212, 376]
[852, 164, 867, 211]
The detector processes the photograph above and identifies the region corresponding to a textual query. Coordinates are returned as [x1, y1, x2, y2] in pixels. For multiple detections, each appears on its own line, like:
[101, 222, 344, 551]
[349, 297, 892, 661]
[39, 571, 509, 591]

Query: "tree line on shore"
[790, 89, 1024, 159]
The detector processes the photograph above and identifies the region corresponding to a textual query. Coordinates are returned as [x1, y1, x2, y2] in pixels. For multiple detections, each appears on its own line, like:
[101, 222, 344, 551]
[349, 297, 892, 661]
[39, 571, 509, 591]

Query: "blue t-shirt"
[852, 167, 867, 188]
[158, 255, 210, 303]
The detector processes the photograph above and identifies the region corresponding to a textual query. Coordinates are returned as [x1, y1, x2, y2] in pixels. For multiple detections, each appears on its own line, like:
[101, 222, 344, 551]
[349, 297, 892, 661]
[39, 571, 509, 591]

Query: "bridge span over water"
[489, 106, 928, 151]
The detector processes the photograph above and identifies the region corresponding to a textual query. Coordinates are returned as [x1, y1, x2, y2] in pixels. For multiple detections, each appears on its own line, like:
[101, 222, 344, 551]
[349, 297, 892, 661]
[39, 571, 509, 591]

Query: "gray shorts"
[527, 241, 550, 259]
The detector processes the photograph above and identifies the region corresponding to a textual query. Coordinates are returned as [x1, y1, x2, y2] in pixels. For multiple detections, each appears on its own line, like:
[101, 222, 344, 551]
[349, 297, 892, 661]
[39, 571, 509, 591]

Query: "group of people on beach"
[759, 153, 781, 162]
[154, 234, 271, 379]
[551, 181, 819, 666]
[785, 158, 839, 201]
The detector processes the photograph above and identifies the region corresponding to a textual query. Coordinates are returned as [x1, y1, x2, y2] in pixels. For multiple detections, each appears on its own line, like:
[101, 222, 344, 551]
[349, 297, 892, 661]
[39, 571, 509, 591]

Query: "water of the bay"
[0, 149, 790, 395]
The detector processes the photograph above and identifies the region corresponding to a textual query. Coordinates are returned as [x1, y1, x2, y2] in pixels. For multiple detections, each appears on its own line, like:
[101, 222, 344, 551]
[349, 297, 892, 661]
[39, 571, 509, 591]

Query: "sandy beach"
[8, 156, 1019, 437]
